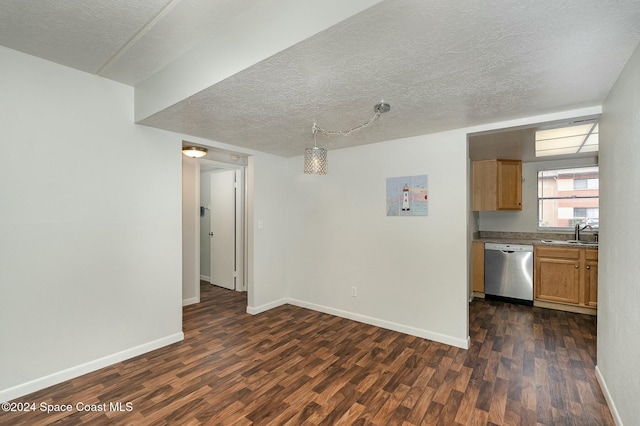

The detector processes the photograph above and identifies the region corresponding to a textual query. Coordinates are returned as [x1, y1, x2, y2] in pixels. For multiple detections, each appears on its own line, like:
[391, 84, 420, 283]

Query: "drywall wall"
[0, 46, 290, 401]
[284, 130, 470, 348]
[0, 47, 183, 400]
[246, 154, 288, 313]
[598, 42, 640, 424]
[182, 157, 200, 305]
[478, 156, 598, 233]
[200, 171, 212, 279]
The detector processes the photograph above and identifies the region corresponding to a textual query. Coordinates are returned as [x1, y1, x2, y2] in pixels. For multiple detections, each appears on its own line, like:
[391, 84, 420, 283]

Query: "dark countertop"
[474, 231, 598, 248]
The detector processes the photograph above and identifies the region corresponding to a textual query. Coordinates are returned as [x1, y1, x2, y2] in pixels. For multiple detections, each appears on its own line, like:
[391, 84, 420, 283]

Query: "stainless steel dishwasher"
[484, 243, 533, 305]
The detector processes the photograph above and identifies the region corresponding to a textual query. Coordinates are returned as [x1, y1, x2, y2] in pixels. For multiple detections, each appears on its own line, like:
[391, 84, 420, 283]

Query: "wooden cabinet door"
[585, 249, 598, 307]
[535, 247, 581, 304]
[497, 160, 522, 210]
[472, 160, 497, 211]
[472, 159, 522, 211]
[472, 241, 484, 292]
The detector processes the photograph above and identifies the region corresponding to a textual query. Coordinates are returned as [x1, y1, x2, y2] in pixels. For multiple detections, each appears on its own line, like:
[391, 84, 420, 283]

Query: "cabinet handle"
[586, 265, 591, 269]
[575, 265, 579, 269]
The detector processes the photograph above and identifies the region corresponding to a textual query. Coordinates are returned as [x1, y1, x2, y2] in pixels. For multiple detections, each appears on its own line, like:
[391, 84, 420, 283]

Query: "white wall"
[478, 156, 597, 232]
[284, 130, 470, 348]
[246, 154, 288, 313]
[182, 157, 199, 305]
[200, 171, 212, 279]
[0, 46, 290, 401]
[598, 42, 640, 425]
[0, 47, 183, 400]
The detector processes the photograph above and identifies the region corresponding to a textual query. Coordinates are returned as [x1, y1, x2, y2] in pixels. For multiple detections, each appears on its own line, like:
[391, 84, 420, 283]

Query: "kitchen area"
[468, 117, 600, 315]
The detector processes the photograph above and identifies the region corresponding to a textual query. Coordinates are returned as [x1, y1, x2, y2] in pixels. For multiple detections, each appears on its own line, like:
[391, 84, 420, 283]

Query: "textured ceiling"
[1, 0, 640, 158]
[140, 0, 640, 156]
[0, 0, 258, 85]
[0, 0, 169, 77]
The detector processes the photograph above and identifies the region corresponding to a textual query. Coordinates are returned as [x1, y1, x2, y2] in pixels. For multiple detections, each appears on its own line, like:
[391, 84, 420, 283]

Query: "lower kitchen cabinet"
[534, 246, 598, 313]
[471, 241, 484, 295]
[585, 249, 598, 308]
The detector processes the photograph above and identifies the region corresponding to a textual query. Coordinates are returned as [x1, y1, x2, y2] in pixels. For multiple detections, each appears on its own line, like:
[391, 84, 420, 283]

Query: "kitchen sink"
[540, 239, 598, 246]
[566, 240, 598, 245]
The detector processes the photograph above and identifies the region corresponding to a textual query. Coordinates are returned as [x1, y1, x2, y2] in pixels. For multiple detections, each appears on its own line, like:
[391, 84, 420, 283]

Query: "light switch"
[258, 220, 264, 230]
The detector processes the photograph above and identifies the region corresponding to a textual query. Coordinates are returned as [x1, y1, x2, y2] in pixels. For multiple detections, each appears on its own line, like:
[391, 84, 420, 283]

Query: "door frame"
[199, 159, 248, 293]
[182, 145, 251, 307]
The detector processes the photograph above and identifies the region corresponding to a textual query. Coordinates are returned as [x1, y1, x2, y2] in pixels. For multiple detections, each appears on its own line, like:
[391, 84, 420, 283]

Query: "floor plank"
[0, 282, 614, 425]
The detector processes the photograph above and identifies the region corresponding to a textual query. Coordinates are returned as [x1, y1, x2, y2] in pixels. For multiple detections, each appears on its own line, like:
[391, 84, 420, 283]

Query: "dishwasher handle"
[484, 243, 534, 253]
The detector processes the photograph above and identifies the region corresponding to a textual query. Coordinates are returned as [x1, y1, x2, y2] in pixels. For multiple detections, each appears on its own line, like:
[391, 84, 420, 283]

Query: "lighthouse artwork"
[386, 175, 428, 216]
[402, 184, 410, 211]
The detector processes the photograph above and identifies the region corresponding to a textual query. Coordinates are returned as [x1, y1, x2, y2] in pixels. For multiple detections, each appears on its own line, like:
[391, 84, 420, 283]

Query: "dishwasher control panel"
[484, 243, 533, 252]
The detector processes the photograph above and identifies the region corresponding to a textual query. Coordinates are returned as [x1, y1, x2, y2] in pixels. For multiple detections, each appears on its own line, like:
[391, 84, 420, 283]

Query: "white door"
[209, 170, 236, 290]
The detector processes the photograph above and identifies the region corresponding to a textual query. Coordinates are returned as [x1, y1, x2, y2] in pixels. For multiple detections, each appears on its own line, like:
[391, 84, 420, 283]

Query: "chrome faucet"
[574, 223, 593, 240]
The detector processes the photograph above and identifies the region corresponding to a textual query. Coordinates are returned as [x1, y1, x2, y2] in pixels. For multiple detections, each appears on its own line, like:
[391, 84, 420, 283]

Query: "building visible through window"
[538, 166, 599, 229]
[574, 179, 588, 190]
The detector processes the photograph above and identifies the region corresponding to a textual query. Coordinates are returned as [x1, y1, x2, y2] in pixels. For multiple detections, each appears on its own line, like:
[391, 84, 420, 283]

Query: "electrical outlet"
[351, 286, 357, 297]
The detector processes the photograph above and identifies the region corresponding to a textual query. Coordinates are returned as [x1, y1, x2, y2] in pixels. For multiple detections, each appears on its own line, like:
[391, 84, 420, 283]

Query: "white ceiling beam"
[134, 0, 383, 122]
[96, 0, 184, 76]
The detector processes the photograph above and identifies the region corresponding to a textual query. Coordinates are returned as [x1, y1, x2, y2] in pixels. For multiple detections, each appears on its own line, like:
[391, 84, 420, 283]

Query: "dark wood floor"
[2, 282, 613, 425]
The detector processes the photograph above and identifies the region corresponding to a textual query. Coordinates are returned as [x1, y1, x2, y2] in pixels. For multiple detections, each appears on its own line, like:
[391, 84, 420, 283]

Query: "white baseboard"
[200, 275, 210, 282]
[0, 332, 184, 403]
[287, 298, 469, 349]
[246, 298, 287, 315]
[595, 365, 623, 426]
[182, 297, 200, 306]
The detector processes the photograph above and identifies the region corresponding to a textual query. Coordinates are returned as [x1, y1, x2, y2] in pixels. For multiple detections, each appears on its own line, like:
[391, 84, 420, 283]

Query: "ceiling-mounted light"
[182, 146, 207, 158]
[535, 121, 599, 158]
[305, 102, 390, 175]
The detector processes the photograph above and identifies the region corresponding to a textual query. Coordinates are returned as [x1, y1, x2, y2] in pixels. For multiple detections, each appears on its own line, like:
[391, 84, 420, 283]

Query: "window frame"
[537, 165, 599, 231]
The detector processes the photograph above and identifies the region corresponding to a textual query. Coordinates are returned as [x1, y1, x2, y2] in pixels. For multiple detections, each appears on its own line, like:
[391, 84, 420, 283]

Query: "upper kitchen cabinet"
[472, 159, 522, 211]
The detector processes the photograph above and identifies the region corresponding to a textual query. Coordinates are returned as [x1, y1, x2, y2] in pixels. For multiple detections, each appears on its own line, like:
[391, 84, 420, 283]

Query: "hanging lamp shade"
[304, 146, 327, 175]
[182, 146, 208, 158]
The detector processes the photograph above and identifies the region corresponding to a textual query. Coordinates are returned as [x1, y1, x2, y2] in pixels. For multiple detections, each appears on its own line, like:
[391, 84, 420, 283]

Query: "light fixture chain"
[313, 110, 382, 137]
[305, 102, 389, 175]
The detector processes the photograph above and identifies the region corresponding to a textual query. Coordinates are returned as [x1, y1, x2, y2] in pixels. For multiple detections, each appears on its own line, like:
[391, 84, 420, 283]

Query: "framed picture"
[386, 175, 428, 216]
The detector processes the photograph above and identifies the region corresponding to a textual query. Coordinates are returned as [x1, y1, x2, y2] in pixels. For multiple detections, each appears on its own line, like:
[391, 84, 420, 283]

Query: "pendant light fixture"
[182, 146, 208, 158]
[304, 102, 390, 175]
[304, 127, 328, 175]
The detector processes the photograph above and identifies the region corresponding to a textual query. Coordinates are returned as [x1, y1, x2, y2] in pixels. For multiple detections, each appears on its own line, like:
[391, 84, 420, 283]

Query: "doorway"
[200, 163, 246, 292]
[182, 146, 249, 307]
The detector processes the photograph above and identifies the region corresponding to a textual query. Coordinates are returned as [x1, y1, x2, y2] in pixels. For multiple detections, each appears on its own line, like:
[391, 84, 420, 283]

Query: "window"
[574, 178, 599, 190]
[574, 207, 587, 217]
[538, 166, 599, 229]
[574, 179, 587, 190]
